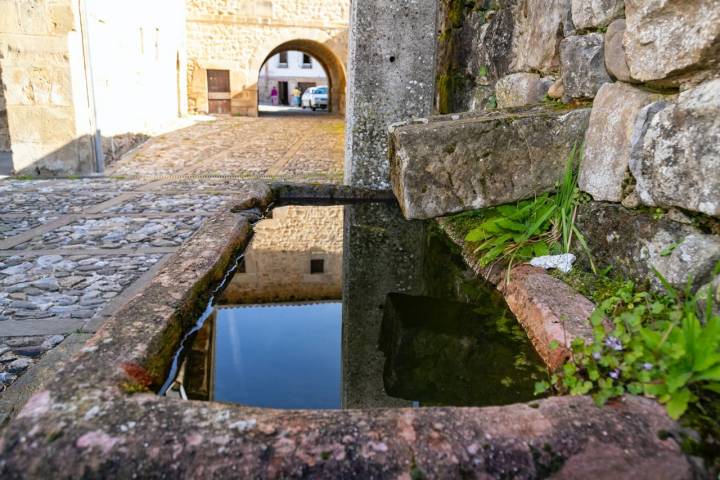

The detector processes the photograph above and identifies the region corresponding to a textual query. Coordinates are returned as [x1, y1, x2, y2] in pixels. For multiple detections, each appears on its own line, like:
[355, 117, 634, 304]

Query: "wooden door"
[207, 69, 231, 114]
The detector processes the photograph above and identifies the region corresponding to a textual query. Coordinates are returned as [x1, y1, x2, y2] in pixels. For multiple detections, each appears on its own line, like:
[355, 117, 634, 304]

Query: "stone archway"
[256, 39, 347, 115]
[184, 0, 349, 118]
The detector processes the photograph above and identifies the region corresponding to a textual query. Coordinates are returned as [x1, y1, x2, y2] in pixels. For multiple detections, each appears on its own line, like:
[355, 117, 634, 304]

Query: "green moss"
[437, 71, 467, 114]
[549, 268, 628, 305]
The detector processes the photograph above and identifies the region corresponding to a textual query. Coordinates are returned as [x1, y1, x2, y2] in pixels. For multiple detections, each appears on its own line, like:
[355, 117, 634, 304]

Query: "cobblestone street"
[0, 178, 257, 415]
[0, 113, 345, 422]
[108, 114, 345, 183]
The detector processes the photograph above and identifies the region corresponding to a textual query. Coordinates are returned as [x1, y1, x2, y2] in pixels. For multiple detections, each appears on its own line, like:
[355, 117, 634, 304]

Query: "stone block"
[495, 73, 553, 109]
[579, 82, 663, 202]
[571, 0, 624, 30]
[630, 79, 720, 217]
[389, 107, 590, 220]
[604, 19, 634, 83]
[510, 0, 571, 74]
[624, 0, 720, 86]
[560, 33, 612, 99]
[575, 202, 720, 290]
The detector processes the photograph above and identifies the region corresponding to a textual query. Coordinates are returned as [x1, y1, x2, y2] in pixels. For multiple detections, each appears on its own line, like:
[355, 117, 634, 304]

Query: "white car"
[301, 86, 329, 110]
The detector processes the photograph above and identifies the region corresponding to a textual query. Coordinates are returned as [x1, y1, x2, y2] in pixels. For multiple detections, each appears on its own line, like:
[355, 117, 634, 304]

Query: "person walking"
[270, 86, 278, 106]
[292, 86, 301, 107]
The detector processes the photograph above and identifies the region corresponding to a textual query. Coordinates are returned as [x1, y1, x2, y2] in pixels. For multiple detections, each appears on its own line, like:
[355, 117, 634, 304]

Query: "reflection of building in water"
[182, 311, 216, 401]
[220, 205, 343, 304]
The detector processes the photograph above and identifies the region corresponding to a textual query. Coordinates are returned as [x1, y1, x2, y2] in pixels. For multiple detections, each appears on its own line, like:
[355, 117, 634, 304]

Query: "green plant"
[463, 146, 595, 278]
[536, 271, 720, 420]
[485, 94, 497, 109]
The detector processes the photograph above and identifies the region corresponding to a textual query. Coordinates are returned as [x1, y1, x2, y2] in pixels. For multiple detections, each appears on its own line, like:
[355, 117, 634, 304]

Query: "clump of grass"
[462, 145, 595, 280]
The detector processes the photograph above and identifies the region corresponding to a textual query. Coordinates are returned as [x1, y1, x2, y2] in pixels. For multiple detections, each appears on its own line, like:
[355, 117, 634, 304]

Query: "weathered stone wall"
[425, 0, 720, 288]
[185, 0, 349, 116]
[0, 0, 94, 175]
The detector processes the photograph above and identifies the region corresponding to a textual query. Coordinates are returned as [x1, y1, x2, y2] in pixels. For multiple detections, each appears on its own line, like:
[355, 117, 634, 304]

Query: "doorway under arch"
[258, 50, 330, 113]
[255, 39, 346, 115]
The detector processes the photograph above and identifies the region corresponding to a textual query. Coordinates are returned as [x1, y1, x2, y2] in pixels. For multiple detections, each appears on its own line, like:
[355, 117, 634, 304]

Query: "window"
[278, 51, 288, 68]
[310, 259, 325, 274]
[302, 53, 312, 68]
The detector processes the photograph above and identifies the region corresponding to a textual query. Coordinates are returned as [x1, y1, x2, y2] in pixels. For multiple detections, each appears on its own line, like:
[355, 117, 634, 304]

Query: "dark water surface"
[164, 202, 546, 409]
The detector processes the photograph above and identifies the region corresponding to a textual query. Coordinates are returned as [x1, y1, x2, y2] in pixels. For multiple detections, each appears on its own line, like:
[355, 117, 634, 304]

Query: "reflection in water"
[220, 205, 343, 304]
[174, 203, 546, 409]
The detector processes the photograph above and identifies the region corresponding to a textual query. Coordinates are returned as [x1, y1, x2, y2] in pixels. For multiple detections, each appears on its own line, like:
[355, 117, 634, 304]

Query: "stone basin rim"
[0, 184, 696, 478]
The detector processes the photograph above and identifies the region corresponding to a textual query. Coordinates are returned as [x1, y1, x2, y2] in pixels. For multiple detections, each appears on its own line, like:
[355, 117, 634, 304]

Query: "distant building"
[0, 0, 349, 176]
[257, 51, 328, 105]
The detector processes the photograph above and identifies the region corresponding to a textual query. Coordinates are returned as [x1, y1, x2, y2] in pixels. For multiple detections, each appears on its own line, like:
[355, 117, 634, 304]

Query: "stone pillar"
[344, 0, 438, 188]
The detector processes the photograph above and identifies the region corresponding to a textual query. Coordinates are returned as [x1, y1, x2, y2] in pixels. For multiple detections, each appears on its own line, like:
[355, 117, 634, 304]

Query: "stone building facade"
[257, 51, 328, 105]
[0, 0, 186, 176]
[186, 0, 349, 116]
[0, 0, 349, 176]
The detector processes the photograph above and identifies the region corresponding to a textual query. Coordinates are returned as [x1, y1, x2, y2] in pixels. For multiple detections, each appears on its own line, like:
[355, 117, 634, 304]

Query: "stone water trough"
[0, 182, 698, 478]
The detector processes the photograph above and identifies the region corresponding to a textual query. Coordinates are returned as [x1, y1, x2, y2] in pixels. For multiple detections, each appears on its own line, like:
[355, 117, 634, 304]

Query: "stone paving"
[108, 114, 345, 183]
[0, 177, 261, 414]
[0, 113, 345, 423]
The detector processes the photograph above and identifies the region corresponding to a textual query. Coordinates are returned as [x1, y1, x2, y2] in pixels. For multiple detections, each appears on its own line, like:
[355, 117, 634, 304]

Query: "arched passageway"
[188, 34, 347, 117]
[257, 50, 330, 113]
[255, 39, 346, 115]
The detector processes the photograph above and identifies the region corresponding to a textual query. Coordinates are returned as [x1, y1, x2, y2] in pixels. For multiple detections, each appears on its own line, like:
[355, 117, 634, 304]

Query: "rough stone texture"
[495, 73, 553, 109]
[560, 33, 612, 100]
[0, 211, 695, 478]
[548, 78, 565, 99]
[499, 265, 596, 370]
[697, 277, 720, 318]
[630, 79, 720, 217]
[575, 202, 720, 290]
[649, 233, 720, 292]
[624, 0, 720, 87]
[270, 182, 394, 202]
[0, 392, 694, 479]
[0, 184, 697, 477]
[604, 19, 634, 83]
[389, 107, 590, 220]
[579, 82, 664, 202]
[571, 0, 624, 30]
[0, 177, 273, 407]
[510, 0, 572, 75]
[345, 0, 437, 188]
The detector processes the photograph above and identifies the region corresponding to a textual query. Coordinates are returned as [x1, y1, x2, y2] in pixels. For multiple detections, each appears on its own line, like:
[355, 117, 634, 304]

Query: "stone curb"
[438, 219, 596, 371]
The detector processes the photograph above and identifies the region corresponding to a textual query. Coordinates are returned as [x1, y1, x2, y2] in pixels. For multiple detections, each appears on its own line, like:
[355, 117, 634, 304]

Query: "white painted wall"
[258, 51, 328, 104]
[85, 0, 187, 136]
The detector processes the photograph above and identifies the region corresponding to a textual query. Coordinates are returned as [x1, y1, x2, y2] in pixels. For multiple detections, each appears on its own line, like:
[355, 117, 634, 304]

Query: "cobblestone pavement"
[108, 114, 345, 183]
[0, 177, 259, 414]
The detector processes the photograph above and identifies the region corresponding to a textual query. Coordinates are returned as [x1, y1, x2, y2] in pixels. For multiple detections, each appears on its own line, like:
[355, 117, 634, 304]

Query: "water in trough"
[161, 202, 546, 409]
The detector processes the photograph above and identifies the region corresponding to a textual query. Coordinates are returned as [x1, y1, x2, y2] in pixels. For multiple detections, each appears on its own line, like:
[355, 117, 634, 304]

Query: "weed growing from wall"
[459, 146, 594, 279]
[536, 267, 720, 420]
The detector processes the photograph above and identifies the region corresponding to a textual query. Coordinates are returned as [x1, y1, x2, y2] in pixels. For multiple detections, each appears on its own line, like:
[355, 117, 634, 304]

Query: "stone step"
[389, 107, 591, 220]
